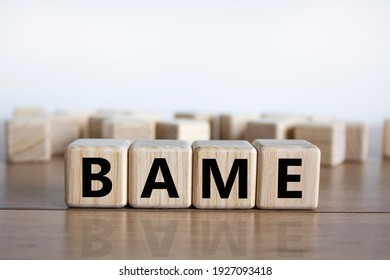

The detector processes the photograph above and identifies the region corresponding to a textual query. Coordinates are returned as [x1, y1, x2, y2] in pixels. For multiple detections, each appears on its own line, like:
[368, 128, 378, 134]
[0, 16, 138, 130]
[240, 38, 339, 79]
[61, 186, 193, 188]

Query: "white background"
[0, 0, 389, 158]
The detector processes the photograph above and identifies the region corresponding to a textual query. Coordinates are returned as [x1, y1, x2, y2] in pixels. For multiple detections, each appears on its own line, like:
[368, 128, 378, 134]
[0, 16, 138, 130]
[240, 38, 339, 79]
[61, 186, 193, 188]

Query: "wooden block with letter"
[294, 121, 346, 166]
[128, 140, 192, 208]
[65, 139, 131, 208]
[102, 115, 156, 141]
[6, 117, 51, 163]
[383, 119, 390, 158]
[220, 113, 260, 140]
[175, 112, 219, 139]
[345, 122, 369, 162]
[156, 120, 210, 143]
[50, 115, 80, 156]
[192, 140, 256, 209]
[252, 139, 320, 209]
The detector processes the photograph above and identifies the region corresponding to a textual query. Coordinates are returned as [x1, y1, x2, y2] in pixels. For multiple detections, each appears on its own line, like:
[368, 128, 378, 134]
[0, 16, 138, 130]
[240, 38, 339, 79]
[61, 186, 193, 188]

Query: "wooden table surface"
[0, 129, 389, 259]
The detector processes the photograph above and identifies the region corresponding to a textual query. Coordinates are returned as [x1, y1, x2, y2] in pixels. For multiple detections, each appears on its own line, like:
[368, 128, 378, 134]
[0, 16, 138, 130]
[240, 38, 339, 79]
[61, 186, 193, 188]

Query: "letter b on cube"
[65, 139, 131, 207]
[253, 140, 321, 209]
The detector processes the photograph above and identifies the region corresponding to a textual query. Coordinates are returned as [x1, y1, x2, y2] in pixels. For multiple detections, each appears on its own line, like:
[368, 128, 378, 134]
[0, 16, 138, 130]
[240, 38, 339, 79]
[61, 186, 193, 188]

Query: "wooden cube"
[65, 139, 131, 208]
[156, 120, 210, 143]
[345, 122, 369, 162]
[50, 115, 80, 156]
[220, 113, 260, 140]
[294, 121, 346, 166]
[88, 111, 128, 138]
[102, 116, 155, 141]
[246, 118, 299, 142]
[192, 140, 256, 209]
[128, 140, 192, 208]
[252, 139, 320, 209]
[384, 119, 390, 158]
[175, 112, 219, 140]
[6, 117, 51, 163]
[56, 110, 94, 138]
[88, 115, 110, 138]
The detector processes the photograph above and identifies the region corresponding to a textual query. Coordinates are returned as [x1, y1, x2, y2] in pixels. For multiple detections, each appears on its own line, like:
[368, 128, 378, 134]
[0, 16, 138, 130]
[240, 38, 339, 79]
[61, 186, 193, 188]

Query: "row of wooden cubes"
[5, 109, 370, 166]
[66, 139, 320, 209]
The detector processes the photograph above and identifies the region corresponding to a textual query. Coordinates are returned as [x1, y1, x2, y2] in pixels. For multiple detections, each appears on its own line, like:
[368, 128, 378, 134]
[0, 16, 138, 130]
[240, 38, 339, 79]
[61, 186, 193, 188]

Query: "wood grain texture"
[128, 140, 192, 208]
[50, 115, 80, 156]
[345, 122, 369, 162]
[384, 119, 390, 158]
[65, 139, 131, 208]
[252, 139, 320, 209]
[156, 120, 210, 143]
[175, 112, 219, 140]
[192, 140, 256, 209]
[6, 117, 51, 163]
[220, 113, 260, 140]
[102, 116, 156, 141]
[295, 121, 346, 166]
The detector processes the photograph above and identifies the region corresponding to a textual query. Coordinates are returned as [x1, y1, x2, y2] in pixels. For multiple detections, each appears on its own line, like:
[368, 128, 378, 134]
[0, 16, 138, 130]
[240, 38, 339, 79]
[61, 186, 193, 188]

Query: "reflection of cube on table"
[252, 139, 320, 209]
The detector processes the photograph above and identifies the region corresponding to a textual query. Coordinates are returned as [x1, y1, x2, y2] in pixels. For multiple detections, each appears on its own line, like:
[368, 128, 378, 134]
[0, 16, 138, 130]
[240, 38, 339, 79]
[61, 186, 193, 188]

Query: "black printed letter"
[141, 158, 179, 198]
[278, 158, 302, 198]
[202, 159, 248, 199]
[82, 158, 112, 197]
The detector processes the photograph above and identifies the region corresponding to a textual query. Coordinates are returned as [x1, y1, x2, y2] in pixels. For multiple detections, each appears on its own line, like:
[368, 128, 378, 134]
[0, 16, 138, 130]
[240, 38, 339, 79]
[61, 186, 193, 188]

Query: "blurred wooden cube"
[246, 118, 300, 142]
[295, 121, 346, 166]
[345, 122, 369, 162]
[156, 119, 210, 143]
[175, 112, 219, 139]
[65, 139, 131, 208]
[50, 115, 80, 156]
[192, 140, 256, 209]
[6, 117, 51, 163]
[253, 139, 320, 209]
[220, 113, 260, 140]
[56, 110, 94, 138]
[102, 116, 155, 141]
[128, 140, 192, 208]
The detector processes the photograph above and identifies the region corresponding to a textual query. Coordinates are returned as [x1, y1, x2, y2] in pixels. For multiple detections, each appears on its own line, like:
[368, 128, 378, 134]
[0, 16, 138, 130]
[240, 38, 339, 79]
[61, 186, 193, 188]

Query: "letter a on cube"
[65, 139, 131, 208]
[128, 140, 192, 208]
[252, 139, 320, 209]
